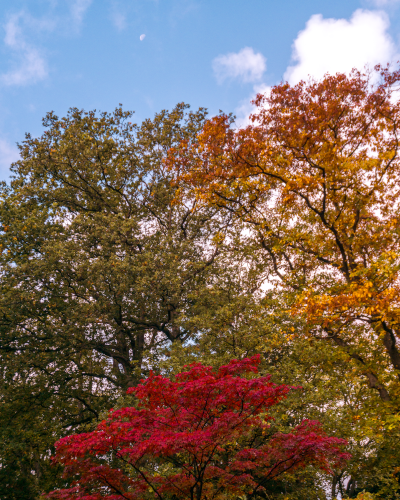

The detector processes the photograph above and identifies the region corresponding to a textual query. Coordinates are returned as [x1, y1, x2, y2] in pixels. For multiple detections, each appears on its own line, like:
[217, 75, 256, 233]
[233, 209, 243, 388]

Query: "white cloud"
[1, 13, 48, 86]
[285, 9, 397, 85]
[229, 9, 399, 129]
[70, 0, 92, 25]
[140, 34, 146, 41]
[4, 14, 21, 47]
[109, 1, 128, 31]
[213, 47, 266, 84]
[0, 139, 19, 177]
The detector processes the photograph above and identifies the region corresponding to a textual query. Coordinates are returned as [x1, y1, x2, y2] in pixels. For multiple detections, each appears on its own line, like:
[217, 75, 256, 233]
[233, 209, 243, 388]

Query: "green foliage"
[0, 104, 250, 496]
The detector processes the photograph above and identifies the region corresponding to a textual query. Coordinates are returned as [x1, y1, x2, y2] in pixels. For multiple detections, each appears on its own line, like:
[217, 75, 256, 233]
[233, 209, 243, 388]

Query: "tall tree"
[0, 104, 245, 496]
[168, 66, 400, 404]
[166, 66, 400, 497]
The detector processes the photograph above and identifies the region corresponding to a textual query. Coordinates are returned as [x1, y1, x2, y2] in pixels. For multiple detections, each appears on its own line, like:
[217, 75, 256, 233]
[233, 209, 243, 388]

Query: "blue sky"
[1, 0, 400, 179]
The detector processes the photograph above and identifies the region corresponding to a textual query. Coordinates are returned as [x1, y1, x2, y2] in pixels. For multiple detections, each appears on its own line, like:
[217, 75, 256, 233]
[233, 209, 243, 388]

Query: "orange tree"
[166, 66, 400, 407]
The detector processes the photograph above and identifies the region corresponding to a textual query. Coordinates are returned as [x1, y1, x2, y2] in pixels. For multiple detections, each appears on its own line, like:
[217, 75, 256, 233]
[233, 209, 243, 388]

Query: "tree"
[0, 103, 252, 496]
[47, 356, 349, 500]
[165, 65, 400, 496]
[0, 103, 225, 392]
[159, 286, 400, 498]
[167, 65, 400, 404]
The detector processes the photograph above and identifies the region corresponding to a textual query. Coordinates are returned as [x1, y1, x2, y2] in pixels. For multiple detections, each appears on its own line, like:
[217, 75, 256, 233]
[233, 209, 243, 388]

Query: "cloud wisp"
[213, 47, 266, 85]
[70, 0, 93, 26]
[1, 13, 48, 86]
[0, 139, 20, 178]
[367, 0, 400, 6]
[111, 10, 127, 31]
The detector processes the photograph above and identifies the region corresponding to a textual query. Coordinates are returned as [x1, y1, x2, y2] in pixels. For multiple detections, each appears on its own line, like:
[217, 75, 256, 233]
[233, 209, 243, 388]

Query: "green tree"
[0, 104, 251, 497]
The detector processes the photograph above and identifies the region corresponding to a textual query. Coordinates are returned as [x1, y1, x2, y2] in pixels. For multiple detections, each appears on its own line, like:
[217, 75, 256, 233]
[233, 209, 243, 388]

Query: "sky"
[1, 0, 400, 179]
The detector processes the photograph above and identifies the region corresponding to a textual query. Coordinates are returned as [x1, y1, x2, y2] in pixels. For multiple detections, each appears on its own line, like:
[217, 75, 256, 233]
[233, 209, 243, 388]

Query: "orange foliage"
[166, 66, 400, 402]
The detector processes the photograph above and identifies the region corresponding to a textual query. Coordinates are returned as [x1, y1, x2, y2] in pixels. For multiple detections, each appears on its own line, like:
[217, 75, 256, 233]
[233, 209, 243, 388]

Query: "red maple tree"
[47, 356, 349, 500]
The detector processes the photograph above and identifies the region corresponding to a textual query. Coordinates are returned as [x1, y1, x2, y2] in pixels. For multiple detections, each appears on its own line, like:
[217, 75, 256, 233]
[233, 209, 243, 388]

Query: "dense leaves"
[0, 104, 254, 497]
[168, 66, 400, 403]
[47, 356, 349, 500]
[3, 66, 400, 498]
[1, 103, 225, 392]
[166, 65, 400, 496]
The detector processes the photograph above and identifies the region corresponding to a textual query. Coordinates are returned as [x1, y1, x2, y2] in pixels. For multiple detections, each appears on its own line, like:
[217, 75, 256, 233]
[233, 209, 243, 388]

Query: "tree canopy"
[168, 66, 400, 404]
[47, 356, 349, 500]
[2, 67, 400, 499]
[0, 104, 253, 497]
